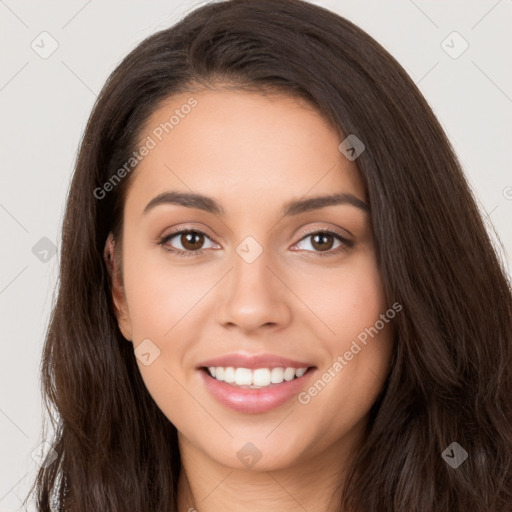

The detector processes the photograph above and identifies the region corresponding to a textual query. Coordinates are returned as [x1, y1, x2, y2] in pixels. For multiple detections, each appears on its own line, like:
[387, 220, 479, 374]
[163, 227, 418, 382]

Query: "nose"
[214, 245, 292, 333]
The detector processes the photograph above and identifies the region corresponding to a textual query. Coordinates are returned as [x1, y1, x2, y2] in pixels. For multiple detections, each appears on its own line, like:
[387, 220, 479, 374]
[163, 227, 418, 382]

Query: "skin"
[107, 88, 395, 512]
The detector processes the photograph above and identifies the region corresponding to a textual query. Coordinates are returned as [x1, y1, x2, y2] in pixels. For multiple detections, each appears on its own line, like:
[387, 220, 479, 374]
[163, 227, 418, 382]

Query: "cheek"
[121, 246, 211, 408]
[291, 250, 393, 406]
[292, 250, 388, 342]
[122, 244, 210, 340]
[295, 253, 394, 421]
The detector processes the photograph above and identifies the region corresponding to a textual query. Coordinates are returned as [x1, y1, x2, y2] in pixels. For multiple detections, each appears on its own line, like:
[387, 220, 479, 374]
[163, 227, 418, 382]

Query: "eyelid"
[158, 223, 219, 242]
[294, 224, 353, 244]
[157, 225, 219, 250]
[290, 226, 354, 256]
[157, 223, 354, 256]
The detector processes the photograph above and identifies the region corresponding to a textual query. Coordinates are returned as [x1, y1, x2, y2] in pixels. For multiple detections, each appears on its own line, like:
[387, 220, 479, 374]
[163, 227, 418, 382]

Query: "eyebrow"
[142, 191, 370, 217]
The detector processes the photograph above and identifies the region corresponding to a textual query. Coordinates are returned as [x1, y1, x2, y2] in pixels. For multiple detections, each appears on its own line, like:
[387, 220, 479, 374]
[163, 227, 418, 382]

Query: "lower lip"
[198, 368, 316, 414]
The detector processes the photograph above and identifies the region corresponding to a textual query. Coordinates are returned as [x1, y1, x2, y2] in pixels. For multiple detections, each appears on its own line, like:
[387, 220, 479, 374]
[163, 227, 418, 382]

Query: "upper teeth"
[208, 366, 308, 387]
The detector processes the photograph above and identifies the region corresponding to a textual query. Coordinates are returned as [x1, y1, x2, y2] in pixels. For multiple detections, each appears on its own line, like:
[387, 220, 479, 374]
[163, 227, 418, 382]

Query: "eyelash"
[156, 227, 354, 259]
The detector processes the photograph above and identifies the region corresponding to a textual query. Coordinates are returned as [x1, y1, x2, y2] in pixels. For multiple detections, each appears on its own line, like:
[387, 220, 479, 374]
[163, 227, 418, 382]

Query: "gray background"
[1, 0, 511, 509]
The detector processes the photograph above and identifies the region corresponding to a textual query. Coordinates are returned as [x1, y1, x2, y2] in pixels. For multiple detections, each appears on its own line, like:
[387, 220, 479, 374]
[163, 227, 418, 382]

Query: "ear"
[104, 233, 133, 342]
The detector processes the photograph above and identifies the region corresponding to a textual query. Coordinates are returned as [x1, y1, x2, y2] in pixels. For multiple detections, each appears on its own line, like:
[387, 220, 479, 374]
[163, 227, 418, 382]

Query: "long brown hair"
[27, 0, 512, 510]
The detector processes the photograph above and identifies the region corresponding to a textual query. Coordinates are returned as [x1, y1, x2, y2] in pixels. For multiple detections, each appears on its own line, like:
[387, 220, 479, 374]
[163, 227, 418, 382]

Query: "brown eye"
[293, 229, 354, 257]
[157, 229, 217, 257]
[179, 231, 205, 251]
[310, 233, 335, 251]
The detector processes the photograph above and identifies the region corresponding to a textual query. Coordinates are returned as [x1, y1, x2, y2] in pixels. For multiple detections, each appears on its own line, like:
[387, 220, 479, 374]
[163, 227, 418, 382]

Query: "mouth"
[198, 363, 317, 414]
[199, 365, 316, 389]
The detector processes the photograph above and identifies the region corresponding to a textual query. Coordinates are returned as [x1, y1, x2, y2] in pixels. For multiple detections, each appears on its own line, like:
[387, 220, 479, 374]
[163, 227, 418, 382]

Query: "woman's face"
[110, 88, 395, 471]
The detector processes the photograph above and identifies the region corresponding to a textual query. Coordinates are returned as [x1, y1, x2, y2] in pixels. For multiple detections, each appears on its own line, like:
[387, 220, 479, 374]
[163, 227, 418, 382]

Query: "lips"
[196, 352, 317, 413]
[197, 353, 315, 370]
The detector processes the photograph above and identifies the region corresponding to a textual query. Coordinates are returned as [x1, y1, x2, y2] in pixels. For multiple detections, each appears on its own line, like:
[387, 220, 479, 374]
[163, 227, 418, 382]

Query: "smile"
[205, 366, 308, 388]
[199, 365, 316, 413]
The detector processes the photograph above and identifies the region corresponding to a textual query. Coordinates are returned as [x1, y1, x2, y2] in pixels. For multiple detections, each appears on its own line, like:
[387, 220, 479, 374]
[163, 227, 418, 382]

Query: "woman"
[28, 0, 512, 510]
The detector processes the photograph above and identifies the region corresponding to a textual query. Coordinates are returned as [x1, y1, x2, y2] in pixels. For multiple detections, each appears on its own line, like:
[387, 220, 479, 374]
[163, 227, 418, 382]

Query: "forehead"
[125, 89, 365, 215]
